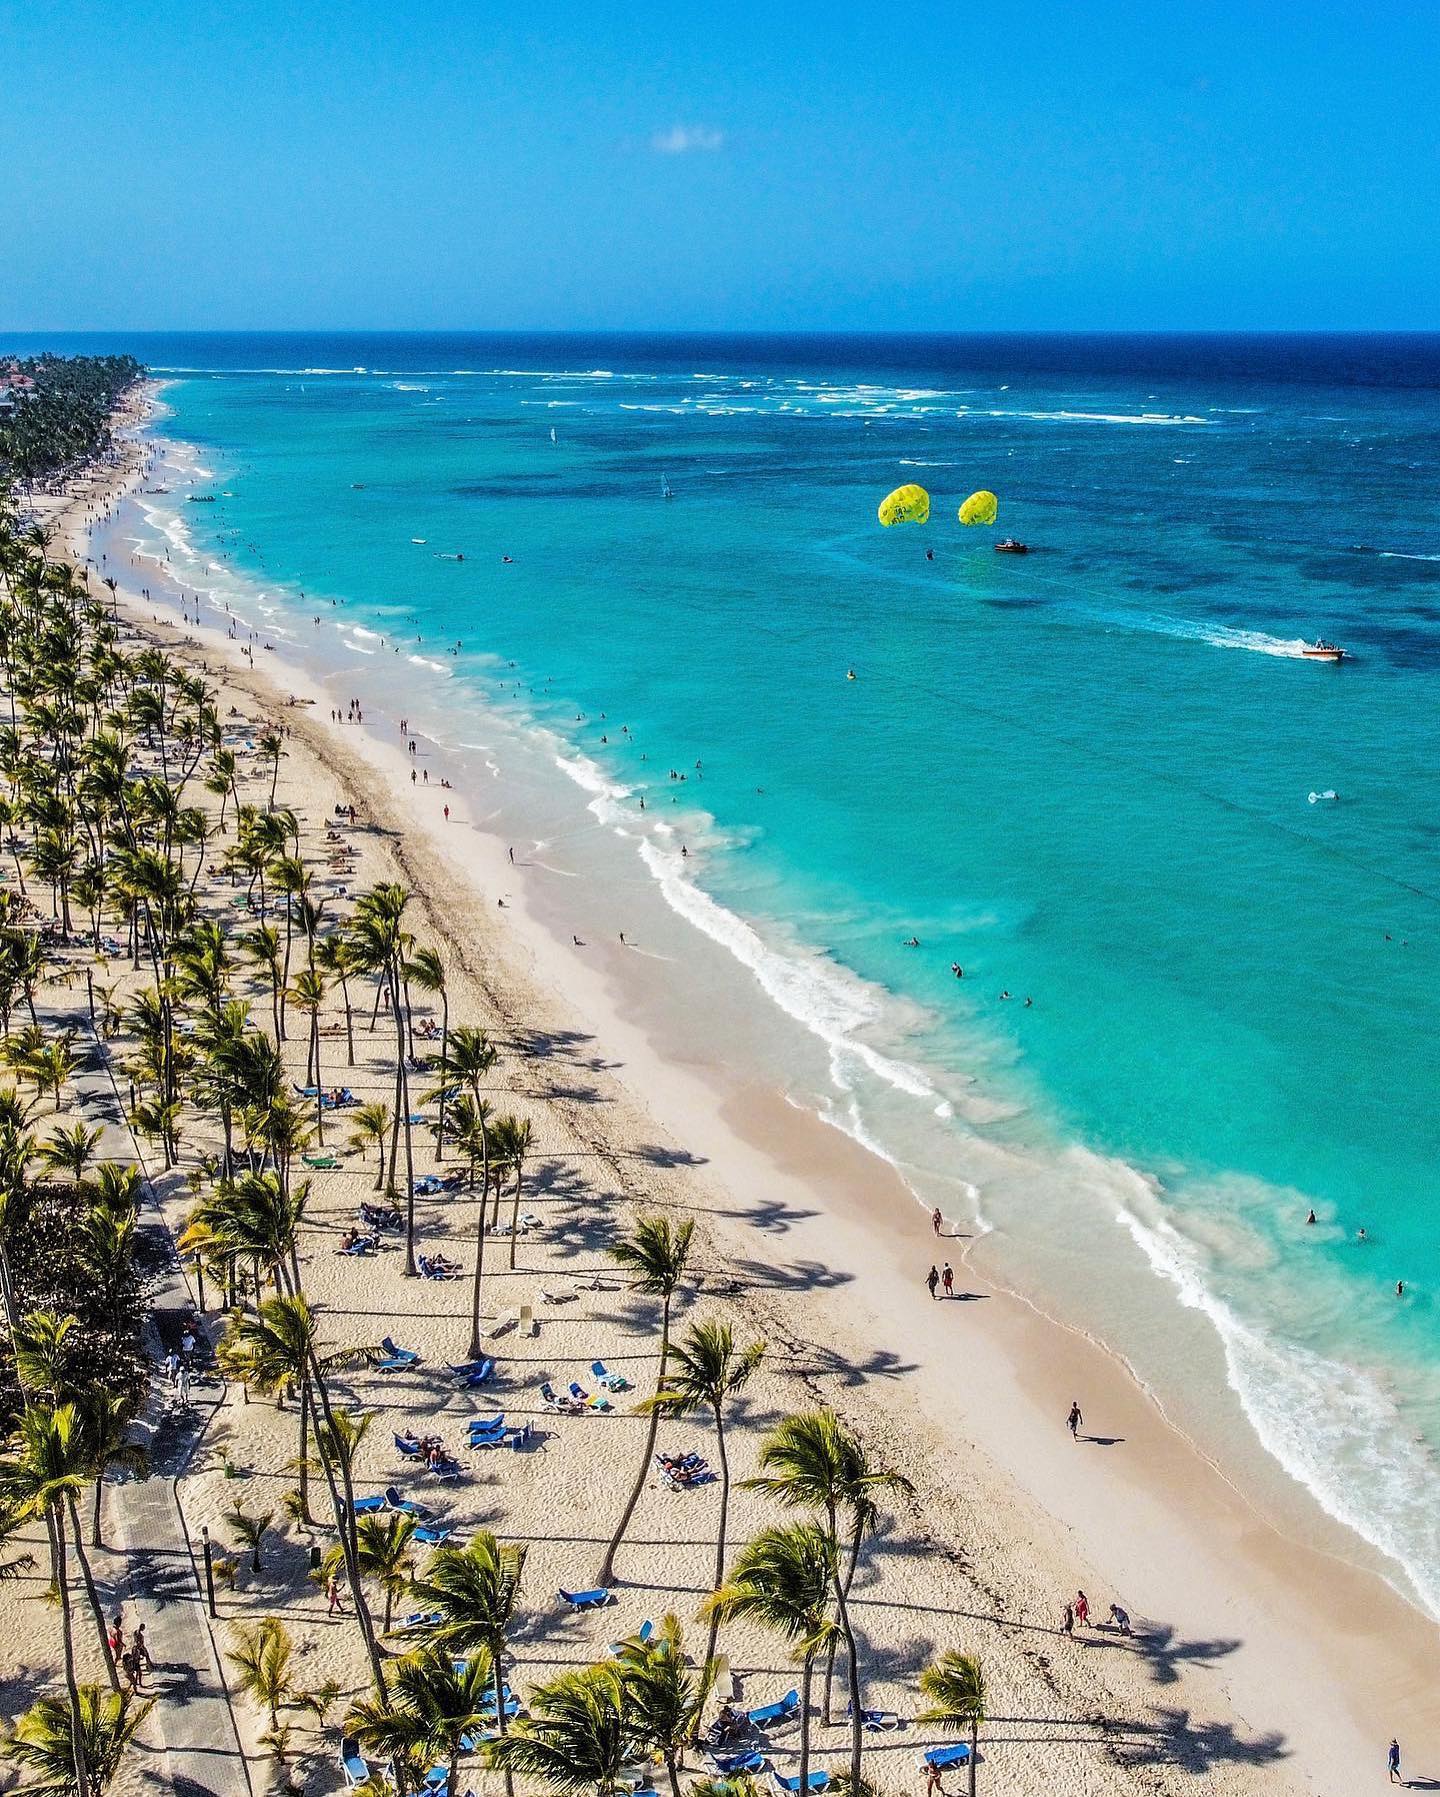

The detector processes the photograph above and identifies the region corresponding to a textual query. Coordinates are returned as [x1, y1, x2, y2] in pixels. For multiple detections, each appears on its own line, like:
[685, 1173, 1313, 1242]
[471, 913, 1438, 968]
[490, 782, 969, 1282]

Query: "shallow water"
[36, 328, 1440, 1614]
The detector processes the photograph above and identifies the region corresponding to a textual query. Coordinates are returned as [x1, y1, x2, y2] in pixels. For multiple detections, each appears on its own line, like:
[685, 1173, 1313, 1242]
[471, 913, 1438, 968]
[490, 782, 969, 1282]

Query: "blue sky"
[4, 0, 1438, 330]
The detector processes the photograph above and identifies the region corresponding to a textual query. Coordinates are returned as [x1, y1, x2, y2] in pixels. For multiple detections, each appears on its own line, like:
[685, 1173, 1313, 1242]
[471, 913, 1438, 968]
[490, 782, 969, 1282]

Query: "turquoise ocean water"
[24, 330, 1440, 1611]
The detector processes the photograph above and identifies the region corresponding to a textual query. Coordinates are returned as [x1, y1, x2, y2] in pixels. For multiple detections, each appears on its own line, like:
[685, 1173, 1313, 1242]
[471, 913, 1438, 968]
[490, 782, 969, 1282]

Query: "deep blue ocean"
[17, 329, 1440, 1610]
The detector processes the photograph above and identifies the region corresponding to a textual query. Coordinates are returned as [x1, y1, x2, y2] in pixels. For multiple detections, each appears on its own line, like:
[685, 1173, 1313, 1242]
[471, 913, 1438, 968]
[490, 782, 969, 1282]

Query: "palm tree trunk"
[307, 1356, 387, 1700]
[340, 968, 355, 1066]
[66, 1493, 119, 1691]
[493, 1644, 514, 1797]
[828, 1503, 864, 1796]
[91, 1470, 103, 1548]
[466, 1198, 490, 1362]
[969, 1719, 978, 1797]
[312, 1016, 324, 1145]
[435, 991, 449, 1160]
[507, 1163, 523, 1271]
[598, 1295, 671, 1587]
[49, 1503, 92, 1797]
[823, 1512, 866, 1721]
[703, 1407, 731, 1673]
[799, 1651, 815, 1797]
[298, 1375, 311, 1524]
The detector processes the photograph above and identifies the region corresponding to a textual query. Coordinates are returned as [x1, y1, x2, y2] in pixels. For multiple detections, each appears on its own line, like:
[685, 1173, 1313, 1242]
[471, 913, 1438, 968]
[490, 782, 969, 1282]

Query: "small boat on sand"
[1301, 640, 1347, 662]
[994, 538, 1028, 554]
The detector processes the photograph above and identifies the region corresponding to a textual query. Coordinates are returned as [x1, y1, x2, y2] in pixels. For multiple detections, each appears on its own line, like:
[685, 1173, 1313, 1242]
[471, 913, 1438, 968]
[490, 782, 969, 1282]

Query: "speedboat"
[994, 538, 1029, 554]
[1302, 640, 1347, 661]
[1308, 789, 1339, 804]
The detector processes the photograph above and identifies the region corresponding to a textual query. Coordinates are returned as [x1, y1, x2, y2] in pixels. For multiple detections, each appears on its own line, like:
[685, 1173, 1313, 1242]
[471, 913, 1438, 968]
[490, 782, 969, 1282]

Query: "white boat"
[1308, 789, 1339, 804]
[550, 427, 558, 444]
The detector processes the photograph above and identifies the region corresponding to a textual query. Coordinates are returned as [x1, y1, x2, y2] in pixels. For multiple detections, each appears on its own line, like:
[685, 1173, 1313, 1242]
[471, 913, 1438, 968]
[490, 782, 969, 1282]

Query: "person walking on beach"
[931, 1207, 942, 1236]
[941, 1262, 954, 1297]
[1074, 1590, 1089, 1628]
[1061, 1602, 1074, 1637]
[134, 1622, 152, 1672]
[1108, 1602, 1132, 1635]
[1067, 1400, 1084, 1440]
[924, 1761, 943, 1797]
[177, 1363, 192, 1407]
[1388, 1736, 1402, 1783]
[926, 1265, 940, 1301]
[327, 1574, 345, 1616]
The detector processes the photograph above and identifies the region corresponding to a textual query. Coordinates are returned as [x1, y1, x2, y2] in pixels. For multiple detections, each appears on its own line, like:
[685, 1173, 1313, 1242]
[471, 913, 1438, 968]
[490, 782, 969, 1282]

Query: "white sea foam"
[1092, 609, 1312, 658]
[972, 408, 1208, 426]
[1116, 1183, 1440, 1620]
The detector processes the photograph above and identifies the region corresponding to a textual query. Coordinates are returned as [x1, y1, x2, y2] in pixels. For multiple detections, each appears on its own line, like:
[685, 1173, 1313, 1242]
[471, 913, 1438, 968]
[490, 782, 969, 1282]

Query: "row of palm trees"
[0, 354, 144, 485]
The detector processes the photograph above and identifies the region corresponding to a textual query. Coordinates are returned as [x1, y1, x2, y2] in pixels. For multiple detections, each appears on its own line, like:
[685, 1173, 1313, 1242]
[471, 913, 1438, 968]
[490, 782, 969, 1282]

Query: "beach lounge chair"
[394, 1433, 426, 1460]
[384, 1486, 433, 1518]
[375, 1355, 414, 1375]
[540, 1284, 577, 1305]
[381, 1337, 420, 1364]
[709, 1752, 766, 1778]
[404, 1610, 444, 1630]
[337, 1237, 376, 1256]
[592, 1361, 630, 1392]
[559, 1586, 613, 1611]
[414, 1524, 455, 1546]
[771, 1772, 830, 1794]
[340, 1738, 370, 1790]
[466, 1412, 506, 1434]
[346, 1493, 387, 1516]
[922, 1745, 971, 1771]
[418, 1255, 462, 1282]
[507, 1420, 533, 1449]
[848, 1704, 903, 1732]
[303, 1152, 340, 1170]
[452, 1358, 494, 1389]
[570, 1382, 612, 1411]
[748, 1690, 801, 1731]
[517, 1303, 534, 1336]
[447, 1359, 490, 1379]
[539, 1381, 579, 1413]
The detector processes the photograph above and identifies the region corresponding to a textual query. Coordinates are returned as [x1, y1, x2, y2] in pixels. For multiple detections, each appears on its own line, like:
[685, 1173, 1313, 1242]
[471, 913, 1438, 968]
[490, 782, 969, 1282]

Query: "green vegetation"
[0, 355, 145, 484]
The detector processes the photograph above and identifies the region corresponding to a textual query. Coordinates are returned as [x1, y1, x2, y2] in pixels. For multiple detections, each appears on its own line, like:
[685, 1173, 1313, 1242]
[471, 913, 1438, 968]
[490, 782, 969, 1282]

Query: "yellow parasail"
[877, 483, 930, 527]
[958, 489, 999, 527]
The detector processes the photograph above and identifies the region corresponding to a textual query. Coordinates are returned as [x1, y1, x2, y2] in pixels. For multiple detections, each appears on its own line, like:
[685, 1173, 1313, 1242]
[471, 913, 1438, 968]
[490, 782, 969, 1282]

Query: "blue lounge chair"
[923, 1745, 971, 1770]
[405, 1610, 444, 1629]
[384, 1486, 433, 1518]
[414, 1524, 455, 1546]
[395, 1433, 425, 1459]
[340, 1738, 369, 1790]
[559, 1586, 613, 1610]
[448, 1361, 491, 1380]
[347, 1492, 387, 1515]
[375, 1356, 412, 1375]
[452, 1358, 494, 1388]
[748, 1690, 801, 1730]
[570, 1381, 612, 1411]
[508, 1420, 533, 1449]
[771, 1773, 830, 1794]
[467, 1414, 506, 1436]
[711, 1751, 766, 1777]
[381, 1336, 420, 1364]
[592, 1360, 630, 1391]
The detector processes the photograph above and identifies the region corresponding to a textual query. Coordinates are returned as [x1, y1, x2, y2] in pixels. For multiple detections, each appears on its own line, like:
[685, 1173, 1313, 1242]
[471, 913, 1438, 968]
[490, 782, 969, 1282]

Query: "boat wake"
[1093, 609, 1313, 658]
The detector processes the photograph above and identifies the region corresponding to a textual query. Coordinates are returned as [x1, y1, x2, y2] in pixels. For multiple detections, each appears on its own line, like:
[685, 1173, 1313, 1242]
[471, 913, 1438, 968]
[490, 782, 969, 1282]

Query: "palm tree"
[917, 1652, 986, 1797]
[322, 1510, 418, 1635]
[37, 1122, 103, 1182]
[227, 1616, 318, 1761]
[499, 1115, 533, 1270]
[745, 1414, 911, 1792]
[315, 931, 359, 1067]
[226, 1502, 274, 1573]
[0, 1404, 99, 1797]
[347, 1648, 494, 1797]
[350, 885, 418, 1274]
[613, 1613, 713, 1797]
[405, 1531, 527, 1783]
[73, 1391, 146, 1549]
[221, 1296, 350, 1525]
[703, 1524, 837, 1797]
[405, 945, 448, 1150]
[598, 1215, 694, 1587]
[288, 966, 328, 1141]
[487, 1665, 644, 1797]
[348, 1101, 392, 1192]
[3, 1686, 152, 1797]
[645, 1320, 764, 1668]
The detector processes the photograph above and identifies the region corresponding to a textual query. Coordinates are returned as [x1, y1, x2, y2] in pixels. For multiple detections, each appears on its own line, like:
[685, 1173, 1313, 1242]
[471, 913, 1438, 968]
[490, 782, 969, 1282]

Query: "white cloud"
[651, 125, 725, 155]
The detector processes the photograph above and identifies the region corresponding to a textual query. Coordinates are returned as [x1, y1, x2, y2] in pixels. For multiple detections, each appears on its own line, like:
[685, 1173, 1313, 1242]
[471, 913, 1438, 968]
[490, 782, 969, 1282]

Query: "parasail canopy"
[878, 483, 931, 527]
[958, 489, 999, 527]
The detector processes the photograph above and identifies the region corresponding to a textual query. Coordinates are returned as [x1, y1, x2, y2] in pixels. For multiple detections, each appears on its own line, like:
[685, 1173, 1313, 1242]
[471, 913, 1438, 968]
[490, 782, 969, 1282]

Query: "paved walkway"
[67, 1003, 252, 1797]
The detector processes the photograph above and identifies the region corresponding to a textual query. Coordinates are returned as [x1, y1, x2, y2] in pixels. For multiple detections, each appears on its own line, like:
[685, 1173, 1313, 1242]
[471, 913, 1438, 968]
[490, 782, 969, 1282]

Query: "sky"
[3, 0, 1439, 332]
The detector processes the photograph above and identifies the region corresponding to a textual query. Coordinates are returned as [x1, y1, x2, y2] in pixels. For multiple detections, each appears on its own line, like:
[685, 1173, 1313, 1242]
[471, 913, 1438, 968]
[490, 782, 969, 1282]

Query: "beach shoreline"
[42, 384, 1440, 1794]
